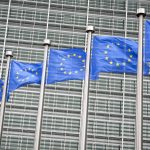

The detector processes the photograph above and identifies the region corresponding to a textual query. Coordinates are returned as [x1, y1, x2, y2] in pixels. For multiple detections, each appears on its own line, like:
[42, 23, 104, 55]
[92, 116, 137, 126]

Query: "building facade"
[0, 0, 150, 149]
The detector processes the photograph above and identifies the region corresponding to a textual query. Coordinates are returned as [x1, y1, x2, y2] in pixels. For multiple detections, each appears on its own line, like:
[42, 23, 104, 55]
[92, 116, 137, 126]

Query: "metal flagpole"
[33, 39, 50, 150]
[79, 26, 95, 150]
[0, 51, 13, 145]
[135, 8, 146, 150]
[122, 1, 128, 149]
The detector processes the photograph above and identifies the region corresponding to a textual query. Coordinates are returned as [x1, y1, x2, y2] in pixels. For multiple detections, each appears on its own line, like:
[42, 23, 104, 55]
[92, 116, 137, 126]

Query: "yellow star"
[128, 59, 131, 62]
[105, 57, 109, 60]
[60, 68, 64, 71]
[75, 71, 78, 74]
[122, 62, 126, 66]
[64, 71, 67, 74]
[82, 60, 85, 63]
[128, 49, 131, 52]
[116, 63, 120, 66]
[69, 71, 72, 75]
[36, 72, 38, 75]
[104, 51, 108, 54]
[106, 45, 110, 49]
[78, 56, 82, 58]
[110, 61, 113, 65]
[67, 55, 70, 58]
[73, 54, 76, 56]
[130, 55, 133, 58]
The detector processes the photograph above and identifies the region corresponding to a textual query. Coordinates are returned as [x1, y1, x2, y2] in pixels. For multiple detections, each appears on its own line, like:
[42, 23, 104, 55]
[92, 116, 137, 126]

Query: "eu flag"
[0, 79, 3, 101]
[145, 20, 150, 62]
[92, 35, 139, 76]
[8, 60, 42, 93]
[47, 48, 86, 84]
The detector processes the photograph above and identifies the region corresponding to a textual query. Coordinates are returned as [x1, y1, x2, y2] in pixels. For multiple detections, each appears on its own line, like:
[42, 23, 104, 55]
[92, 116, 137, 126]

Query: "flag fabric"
[47, 48, 86, 84]
[8, 60, 42, 93]
[145, 20, 150, 62]
[0, 79, 3, 101]
[91, 35, 149, 76]
[7, 48, 88, 93]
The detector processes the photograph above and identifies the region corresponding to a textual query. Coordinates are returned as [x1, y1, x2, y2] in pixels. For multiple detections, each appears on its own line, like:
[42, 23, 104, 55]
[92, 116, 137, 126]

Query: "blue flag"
[92, 35, 145, 76]
[145, 20, 150, 62]
[0, 79, 3, 101]
[47, 48, 86, 84]
[8, 60, 42, 93]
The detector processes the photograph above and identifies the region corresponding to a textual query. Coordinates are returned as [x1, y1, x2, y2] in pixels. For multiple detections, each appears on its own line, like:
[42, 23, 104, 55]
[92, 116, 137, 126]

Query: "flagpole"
[0, 51, 13, 145]
[34, 39, 50, 150]
[135, 8, 146, 150]
[79, 26, 94, 150]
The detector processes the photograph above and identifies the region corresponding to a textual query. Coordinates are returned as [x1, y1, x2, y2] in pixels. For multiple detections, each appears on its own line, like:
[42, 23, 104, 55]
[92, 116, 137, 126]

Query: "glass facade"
[0, 0, 150, 149]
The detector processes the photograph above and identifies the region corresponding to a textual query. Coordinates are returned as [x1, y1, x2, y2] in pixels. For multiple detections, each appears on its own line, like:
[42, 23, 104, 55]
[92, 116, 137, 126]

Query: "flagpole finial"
[86, 26, 95, 33]
[43, 39, 51, 46]
[137, 8, 146, 17]
[5, 51, 13, 57]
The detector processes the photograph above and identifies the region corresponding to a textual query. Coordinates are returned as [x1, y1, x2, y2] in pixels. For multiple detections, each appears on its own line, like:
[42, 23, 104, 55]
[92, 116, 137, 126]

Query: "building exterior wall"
[0, 0, 150, 149]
